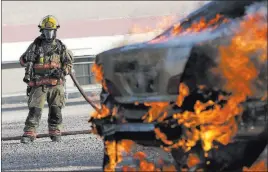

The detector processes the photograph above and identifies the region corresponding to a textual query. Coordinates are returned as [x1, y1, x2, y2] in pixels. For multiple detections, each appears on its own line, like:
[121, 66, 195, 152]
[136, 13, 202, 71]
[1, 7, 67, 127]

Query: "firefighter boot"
[49, 130, 62, 142]
[21, 131, 37, 143]
[48, 106, 63, 142]
[21, 107, 42, 143]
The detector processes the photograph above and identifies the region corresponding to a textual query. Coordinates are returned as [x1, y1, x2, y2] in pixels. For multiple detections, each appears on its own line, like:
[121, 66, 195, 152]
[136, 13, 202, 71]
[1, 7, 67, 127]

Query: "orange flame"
[149, 14, 228, 44]
[130, 152, 157, 172]
[91, 63, 108, 91]
[162, 165, 177, 172]
[142, 82, 189, 125]
[216, 13, 267, 96]
[91, 104, 110, 119]
[104, 140, 135, 172]
[143, 102, 170, 123]
[122, 166, 137, 172]
[123, 151, 176, 172]
[104, 141, 117, 172]
[177, 83, 190, 107]
[187, 153, 201, 168]
[172, 96, 243, 151]
[117, 140, 135, 163]
[243, 160, 268, 171]
[133, 151, 147, 160]
[139, 160, 157, 172]
[172, 14, 227, 36]
[171, 11, 267, 152]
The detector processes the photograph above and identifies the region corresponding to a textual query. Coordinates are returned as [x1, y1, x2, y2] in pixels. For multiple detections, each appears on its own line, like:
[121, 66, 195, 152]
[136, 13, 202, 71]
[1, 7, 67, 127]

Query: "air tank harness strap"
[28, 78, 63, 87]
[33, 62, 60, 69]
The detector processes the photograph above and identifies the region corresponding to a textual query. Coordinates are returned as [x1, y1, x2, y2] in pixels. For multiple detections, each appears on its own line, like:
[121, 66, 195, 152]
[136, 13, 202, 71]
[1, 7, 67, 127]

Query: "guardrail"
[73, 61, 95, 65]
[2, 55, 96, 69]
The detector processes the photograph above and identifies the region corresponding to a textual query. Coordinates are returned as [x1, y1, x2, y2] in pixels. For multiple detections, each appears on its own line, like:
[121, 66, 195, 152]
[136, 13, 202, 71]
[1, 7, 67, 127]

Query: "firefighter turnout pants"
[23, 85, 65, 132]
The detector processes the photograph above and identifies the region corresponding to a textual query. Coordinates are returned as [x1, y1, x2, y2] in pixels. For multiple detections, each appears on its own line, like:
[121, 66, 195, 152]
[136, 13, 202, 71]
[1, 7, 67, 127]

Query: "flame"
[243, 160, 268, 171]
[91, 104, 110, 119]
[149, 14, 228, 44]
[104, 141, 117, 172]
[150, 85, 241, 152]
[142, 82, 189, 124]
[162, 165, 177, 172]
[143, 102, 170, 123]
[104, 140, 135, 172]
[91, 63, 108, 91]
[117, 140, 135, 163]
[130, 152, 157, 172]
[133, 151, 146, 160]
[122, 166, 137, 172]
[216, 13, 267, 95]
[123, 151, 176, 172]
[172, 95, 243, 151]
[139, 160, 157, 172]
[177, 83, 190, 107]
[187, 153, 201, 168]
[172, 14, 227, 36]
[171, 11, 267, 152]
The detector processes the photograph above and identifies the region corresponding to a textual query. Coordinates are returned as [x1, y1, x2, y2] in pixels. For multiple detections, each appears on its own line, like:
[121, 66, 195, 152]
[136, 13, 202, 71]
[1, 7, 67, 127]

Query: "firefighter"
[19, 15, 74, 143]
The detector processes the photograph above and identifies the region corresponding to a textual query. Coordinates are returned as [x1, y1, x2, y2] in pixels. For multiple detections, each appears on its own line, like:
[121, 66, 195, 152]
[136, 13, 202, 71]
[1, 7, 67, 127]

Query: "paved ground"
[2, 104, 94, 138]
[2, 135, 104, 171]
[1, 103, 104, 171]
[2, 103, 267, 171]
[1, 104, 174, 171]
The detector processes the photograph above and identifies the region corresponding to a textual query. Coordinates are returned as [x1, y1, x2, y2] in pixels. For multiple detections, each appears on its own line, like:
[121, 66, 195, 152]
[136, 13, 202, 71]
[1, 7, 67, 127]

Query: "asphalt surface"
[2, 135, 104, 171]
[1, 103, 175, 171]
[1, 103, 103, 171]
[2, 104, 94, 138]
[2, 103, 267, 171]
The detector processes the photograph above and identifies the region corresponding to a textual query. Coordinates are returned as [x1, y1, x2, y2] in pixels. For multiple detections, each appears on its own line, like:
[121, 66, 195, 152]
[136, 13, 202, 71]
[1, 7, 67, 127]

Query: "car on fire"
[89, 0, 267, 171]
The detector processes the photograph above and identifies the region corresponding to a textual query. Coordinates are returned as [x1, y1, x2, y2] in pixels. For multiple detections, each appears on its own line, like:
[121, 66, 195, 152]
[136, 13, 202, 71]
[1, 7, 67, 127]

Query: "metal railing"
[73, 61, 95, 65]
[73, 61, 96, 85]
[2, 55, 96, 70]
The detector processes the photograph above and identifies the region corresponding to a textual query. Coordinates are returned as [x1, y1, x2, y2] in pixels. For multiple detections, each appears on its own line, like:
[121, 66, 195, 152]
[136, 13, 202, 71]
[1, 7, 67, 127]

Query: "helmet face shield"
[42, 29, 56, 41]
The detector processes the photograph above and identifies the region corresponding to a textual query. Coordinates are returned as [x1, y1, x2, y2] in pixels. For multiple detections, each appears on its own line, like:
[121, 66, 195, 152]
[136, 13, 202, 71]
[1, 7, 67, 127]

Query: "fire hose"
[69, 71, 101, 113]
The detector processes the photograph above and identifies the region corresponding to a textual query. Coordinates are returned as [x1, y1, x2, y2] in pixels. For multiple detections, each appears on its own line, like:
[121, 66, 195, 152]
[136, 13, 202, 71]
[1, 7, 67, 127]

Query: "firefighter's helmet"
[38, 15, 60, 30]
[38, 15, 60, 42]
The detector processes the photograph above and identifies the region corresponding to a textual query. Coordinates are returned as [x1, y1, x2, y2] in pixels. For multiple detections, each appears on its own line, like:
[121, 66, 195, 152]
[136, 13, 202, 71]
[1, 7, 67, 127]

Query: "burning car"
[88, 0, 267, 171]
